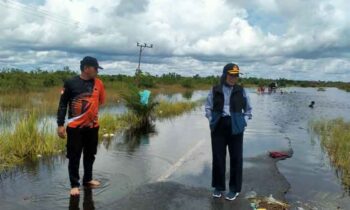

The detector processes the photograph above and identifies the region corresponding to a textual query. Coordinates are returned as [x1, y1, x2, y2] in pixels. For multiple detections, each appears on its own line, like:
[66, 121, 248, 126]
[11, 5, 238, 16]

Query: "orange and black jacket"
[57, 76, 106, 128]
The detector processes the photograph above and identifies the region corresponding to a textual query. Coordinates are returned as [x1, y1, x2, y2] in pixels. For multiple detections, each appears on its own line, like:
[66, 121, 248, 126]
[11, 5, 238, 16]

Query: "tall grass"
[99, 112, 141, 137]
[0, 112, 64, 171]
[0, 99, 201, 171]
[338, 84, 350, 92]
[98, 100, 201, 137]
[310, 118, 350, 187]
[0, 83, 205, 113]
[156, 101, 199, 118]
[0, 87, 62, 115]
[0, 80, 202, 171]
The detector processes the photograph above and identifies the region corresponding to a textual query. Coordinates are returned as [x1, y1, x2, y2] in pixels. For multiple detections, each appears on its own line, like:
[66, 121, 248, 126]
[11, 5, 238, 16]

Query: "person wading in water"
[57, 56, 106, 196]
[205, 63, 252, 201]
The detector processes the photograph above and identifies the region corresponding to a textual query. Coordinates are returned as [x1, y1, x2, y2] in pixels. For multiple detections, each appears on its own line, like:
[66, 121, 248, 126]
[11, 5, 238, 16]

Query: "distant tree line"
[0, 68, 349, 92]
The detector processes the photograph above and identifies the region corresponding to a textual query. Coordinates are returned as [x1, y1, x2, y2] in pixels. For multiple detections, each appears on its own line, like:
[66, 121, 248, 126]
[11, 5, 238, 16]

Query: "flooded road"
[1, 88, 350, 209]
[273, 88, 350, 209]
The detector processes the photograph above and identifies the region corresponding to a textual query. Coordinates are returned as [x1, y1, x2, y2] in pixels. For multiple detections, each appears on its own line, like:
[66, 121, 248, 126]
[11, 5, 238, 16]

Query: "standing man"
[205, 63, 252, 201]
[57, 56, 106, 196]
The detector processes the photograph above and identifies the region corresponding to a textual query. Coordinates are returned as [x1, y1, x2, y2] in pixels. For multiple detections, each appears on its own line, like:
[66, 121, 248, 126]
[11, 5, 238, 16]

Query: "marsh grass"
[0, 82, 206, 114]
[0, 112, 64, 171]
[98, 100, 201, 138]
[0, 81, 203, 171]
[0, 87, 61, 115]
[310, 118, 350, 187]
[156, 100, 200, 118]
[338, 83, 350, 92]
[99, 112, 141, 137]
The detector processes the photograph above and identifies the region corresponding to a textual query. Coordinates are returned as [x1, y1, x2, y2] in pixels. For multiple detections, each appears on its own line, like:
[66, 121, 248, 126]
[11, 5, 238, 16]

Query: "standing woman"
[205, 63, 252, 201]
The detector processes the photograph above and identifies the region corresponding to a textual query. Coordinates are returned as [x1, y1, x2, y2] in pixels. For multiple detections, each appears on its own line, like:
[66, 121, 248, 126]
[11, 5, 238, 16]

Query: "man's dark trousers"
[66, 126, 99, 188]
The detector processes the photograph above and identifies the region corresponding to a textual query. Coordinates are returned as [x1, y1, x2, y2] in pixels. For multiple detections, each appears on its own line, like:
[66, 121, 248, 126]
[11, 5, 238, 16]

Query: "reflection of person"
[69, 188, 95, 210]
[205, 63, 252, 201]
[57, 56, 106, 196]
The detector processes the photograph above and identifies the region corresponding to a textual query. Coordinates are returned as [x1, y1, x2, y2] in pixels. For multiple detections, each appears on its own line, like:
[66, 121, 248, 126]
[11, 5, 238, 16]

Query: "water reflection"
[0, 154, 66, 181]
[69, 188, 95, 210]
[114, 124, 157, 153]
[155, 90, 208, 102]
[0, 108, 25, 132]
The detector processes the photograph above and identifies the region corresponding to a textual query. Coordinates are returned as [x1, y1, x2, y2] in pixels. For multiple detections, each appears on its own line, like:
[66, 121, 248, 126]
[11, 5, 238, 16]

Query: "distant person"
[257, 86, 265, 94]
[205, 63, 252, 201]
[57, 56, 106, 196]
[309, 101, 315, 108]
[268, 82, 277, 93]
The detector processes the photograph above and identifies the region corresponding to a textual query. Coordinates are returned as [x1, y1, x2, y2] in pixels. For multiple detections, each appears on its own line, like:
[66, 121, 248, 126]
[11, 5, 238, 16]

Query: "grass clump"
[310, 118, 350, 187]
[0, 112, 64, 171]
[0, 84, 202, 171]
[99, 112, 141, 137]
[156, 101, 199, 118]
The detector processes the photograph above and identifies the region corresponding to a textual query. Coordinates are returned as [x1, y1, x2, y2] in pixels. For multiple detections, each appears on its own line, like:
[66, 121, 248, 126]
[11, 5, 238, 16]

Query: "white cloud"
[0, 0, 349, 81]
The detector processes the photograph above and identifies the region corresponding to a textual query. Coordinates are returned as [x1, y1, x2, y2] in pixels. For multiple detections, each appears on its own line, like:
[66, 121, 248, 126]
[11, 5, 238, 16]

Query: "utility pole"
[136, 42, 153, 72]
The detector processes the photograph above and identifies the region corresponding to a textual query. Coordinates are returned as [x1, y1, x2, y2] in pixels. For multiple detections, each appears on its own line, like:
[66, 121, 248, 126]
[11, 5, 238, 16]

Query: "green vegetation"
[120, 86, 159, 129]
[0, 99, 201, 171]
[181, 78, 194, 89]
[99, 112, 141, 138]
[0, 68, 76, 92]
[338, 83, 350, 92]
[1, 68, 350, 94]
[1, 67, 350, 172]
[0, 112, 64, 171]
[0, 69, 206, 171]
[98, 100, 201, 138]
[310, 118, 350, 187]
[182, 91, 193, 100]
[1, 68, 349, 115]
[0, 69, 212, 114]
[156, 101, 199, 118]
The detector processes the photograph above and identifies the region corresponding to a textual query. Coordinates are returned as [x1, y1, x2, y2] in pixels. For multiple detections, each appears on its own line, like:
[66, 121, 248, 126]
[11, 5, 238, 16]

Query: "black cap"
[80, 56, 103, 69]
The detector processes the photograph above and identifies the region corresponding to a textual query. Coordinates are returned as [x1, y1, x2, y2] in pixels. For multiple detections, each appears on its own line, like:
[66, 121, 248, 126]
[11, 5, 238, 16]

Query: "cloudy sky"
[0, 0, 349, 81]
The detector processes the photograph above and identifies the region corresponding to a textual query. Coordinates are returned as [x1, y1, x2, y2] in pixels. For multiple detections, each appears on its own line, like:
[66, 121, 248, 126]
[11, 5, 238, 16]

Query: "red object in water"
[269, 151, 291, 159]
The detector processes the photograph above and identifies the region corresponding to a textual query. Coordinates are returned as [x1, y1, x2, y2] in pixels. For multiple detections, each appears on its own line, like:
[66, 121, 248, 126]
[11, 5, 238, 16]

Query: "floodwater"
[0, 88, 350, 209]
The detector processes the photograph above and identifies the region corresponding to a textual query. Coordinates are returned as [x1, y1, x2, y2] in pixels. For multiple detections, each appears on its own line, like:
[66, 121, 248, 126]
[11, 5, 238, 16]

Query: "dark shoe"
[225, 191, 239, 201]
[212, 189, 223, 198]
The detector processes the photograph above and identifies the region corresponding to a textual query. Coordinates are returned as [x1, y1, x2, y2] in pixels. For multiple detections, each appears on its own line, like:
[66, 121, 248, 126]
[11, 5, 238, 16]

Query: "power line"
[6, 0, 74, 22]
[0, 0, 81, 28]
[0, 2, 76, 27]
[3, 0, 82, 26]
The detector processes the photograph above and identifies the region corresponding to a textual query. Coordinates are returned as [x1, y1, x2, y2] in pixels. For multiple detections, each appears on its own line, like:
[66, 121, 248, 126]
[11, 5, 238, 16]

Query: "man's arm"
[57, 81, 70, 127]
[205, 88, 213, 121]
[99, 81, 106, 105]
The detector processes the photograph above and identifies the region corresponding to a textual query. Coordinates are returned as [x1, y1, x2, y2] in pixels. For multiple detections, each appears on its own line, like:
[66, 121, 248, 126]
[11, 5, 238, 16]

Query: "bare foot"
[85, 180, 100, 188]
[70, 187, 80, 196]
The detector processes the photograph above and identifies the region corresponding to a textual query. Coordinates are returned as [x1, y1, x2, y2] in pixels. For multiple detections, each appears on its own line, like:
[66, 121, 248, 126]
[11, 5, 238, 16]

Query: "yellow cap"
[227, 65, 240, 75]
